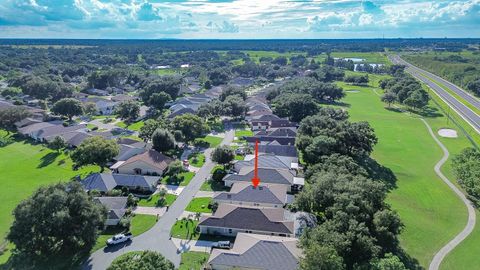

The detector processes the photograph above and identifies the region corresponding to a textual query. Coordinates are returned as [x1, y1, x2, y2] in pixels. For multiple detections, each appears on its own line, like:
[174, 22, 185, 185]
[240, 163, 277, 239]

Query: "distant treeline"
[0, 38, 479, 54]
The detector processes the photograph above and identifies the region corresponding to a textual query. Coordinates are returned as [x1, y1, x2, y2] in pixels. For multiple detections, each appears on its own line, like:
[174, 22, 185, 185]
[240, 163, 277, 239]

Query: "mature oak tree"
[51, 98, 84, 121]
[107, 251, 174, 270]
[7, 182, 106, 269]
[152, 128, 176, 153]
[71, 136, 119, 172]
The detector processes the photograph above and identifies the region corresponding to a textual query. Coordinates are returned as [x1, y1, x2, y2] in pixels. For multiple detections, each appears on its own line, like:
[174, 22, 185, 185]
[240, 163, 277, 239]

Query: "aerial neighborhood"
[1, 37, 480, 270]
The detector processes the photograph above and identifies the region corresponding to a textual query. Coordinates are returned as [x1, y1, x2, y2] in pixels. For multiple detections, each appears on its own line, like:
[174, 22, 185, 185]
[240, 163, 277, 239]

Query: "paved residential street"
[390, 55, 480, 134]
[83, 127, 235, 270]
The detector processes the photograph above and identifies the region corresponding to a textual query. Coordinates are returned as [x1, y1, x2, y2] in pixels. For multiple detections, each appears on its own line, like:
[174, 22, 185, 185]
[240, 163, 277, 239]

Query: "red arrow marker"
[251, 139, 260, 188]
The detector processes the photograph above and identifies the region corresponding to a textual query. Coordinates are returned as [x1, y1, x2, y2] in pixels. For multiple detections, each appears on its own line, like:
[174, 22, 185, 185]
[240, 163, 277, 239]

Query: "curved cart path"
[421, 119, 476, 270]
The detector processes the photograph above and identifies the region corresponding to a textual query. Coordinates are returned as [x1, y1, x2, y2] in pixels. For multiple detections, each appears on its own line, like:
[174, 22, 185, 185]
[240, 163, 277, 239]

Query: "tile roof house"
[223, 167, 304, 192]
[207, 233, 301, 270]
[111, 149, 173, 176]
[198, 204, 295, 237]
[94, 196, 128, 226]
[214, 182, 288, 208]
[81, 173, 160, 193]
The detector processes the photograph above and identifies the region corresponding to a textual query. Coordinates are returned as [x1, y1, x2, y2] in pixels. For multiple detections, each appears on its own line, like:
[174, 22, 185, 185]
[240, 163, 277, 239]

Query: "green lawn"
[162, 171, 195, 186]
[92, 214, 157, 252]
[335, 73, 476, 268]
[137, 193, 177, 207]
[86, 123, 97, 130]
[188, 152, 205, 167]
[234, 154, 244, 161]
[171, 220, 200, 240]
[185, 197, 213, 213]
[115, 120, 145, 131]
[179, 251, 209, 270]
[200, 180, 229, 192]
[197, 135, 223, 148]
[235, 129, 253, 138]
[0, 132, 99, 245]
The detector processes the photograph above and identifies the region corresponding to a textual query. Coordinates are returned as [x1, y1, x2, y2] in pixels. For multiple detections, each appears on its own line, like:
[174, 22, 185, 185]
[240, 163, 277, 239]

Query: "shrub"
[212, 167, 227, 182]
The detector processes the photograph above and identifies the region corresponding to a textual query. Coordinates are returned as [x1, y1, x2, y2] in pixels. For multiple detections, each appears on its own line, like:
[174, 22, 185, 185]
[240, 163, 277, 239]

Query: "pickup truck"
[106, 233, 132, 245]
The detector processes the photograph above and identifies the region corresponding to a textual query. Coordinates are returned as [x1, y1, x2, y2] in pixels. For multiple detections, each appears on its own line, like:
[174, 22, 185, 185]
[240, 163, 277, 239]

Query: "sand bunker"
[438, 129, 458, 138]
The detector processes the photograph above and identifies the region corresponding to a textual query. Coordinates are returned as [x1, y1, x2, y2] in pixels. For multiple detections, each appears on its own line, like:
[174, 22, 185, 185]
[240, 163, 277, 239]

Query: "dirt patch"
[438, 128, 458, 138]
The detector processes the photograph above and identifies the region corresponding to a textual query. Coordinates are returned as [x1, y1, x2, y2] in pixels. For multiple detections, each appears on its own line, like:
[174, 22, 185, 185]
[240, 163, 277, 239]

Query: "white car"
[106, 233, 132, 245]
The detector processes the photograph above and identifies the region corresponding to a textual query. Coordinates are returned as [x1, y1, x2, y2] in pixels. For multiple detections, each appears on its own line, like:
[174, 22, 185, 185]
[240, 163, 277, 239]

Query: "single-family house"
[207, 233, 301, 270]
[94, 196, 128, 226]
[198, 204, 295, 237]
[115, 143, 147, 162]
[234, 153, 299, 172]
[81, 173, 160, 193]
[223, 167, 304, 192]
[250, 114, 296, 131]
[214, 183, 289, 208]
[44, 130, 92, 147]
[258, 142, 298, 158]
[14, 117, 42, 128]
[110, 149, 173, 176]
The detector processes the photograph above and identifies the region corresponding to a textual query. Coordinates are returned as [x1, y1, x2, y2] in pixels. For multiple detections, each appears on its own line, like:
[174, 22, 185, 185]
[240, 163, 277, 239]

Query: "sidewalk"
[172, 238, 215, 253]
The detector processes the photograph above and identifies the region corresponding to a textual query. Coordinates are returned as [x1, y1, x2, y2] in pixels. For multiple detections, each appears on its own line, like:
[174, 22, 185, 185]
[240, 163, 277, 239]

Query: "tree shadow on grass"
[385, 107, 405, 114]
[37, 152, 60, 168]
[358, 157, 397, 190]
[411, 106, 444, 118]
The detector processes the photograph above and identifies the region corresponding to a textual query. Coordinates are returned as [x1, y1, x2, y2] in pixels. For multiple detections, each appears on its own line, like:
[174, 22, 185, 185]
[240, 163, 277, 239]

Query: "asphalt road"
[421, 119, 476, 270]
[83, 128, 235, 270]
[389, 55, 480, 134]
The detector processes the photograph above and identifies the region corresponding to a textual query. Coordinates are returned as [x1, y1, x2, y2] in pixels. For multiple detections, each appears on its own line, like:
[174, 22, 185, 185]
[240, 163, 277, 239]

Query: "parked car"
[106, 233, 132, 245]
[212, 241, 231, 249]
[182, 159, 189, 167]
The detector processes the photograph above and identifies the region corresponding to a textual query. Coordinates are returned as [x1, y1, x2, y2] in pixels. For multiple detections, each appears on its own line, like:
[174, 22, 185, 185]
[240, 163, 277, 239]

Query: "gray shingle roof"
[210, 241, 299, 270]
[81, 173, 159, 192]
[234, 153, 297, 171]
[94, 196, 128, 219]
[223, 167, 295, 186]
[199, 204, 293, 234]
[258, 144, 297, 157]
[214, 183, 287, 205]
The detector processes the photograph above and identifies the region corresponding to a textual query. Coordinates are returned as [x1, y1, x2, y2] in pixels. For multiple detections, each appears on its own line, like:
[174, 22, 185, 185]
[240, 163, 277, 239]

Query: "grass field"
[185, 197, 213, 213]
[137, 193, 177, 207]
[92, 214, 157, 252]
[162, 171, 195, 186]
[335, 74, 475, 268]
[179, 251, 209, 270]
[0, 132, 99, 244]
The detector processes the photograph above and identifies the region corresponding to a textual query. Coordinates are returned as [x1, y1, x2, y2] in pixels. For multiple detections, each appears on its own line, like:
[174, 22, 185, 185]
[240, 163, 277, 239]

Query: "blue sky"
[0, 0, 479, 39]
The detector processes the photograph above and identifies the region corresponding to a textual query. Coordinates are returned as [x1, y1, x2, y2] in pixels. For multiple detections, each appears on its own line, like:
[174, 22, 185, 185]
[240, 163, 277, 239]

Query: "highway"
[389, 55, 480, 134]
